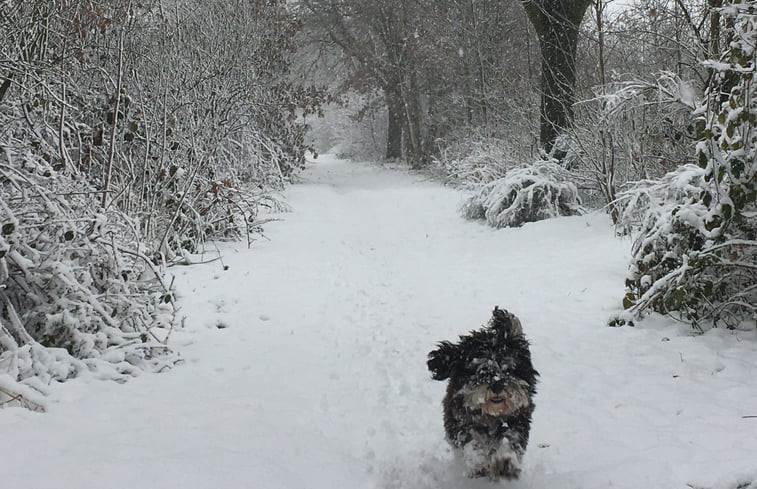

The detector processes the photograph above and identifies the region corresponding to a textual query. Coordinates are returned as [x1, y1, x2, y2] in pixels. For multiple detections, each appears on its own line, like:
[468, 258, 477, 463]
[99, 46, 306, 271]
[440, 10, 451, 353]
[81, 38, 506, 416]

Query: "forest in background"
[299, 0, 755, 331]
[1, 0, 755, 409]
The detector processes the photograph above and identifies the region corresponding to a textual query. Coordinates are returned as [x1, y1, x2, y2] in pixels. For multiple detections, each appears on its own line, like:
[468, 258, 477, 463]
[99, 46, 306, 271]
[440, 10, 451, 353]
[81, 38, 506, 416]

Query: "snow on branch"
[0, 146, 179, 410]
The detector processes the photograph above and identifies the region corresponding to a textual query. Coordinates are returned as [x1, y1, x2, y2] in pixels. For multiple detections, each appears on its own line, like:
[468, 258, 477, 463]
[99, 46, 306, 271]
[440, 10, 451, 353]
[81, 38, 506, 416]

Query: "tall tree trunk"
[523, 0, 591, 154]
[402, 70, 425, 168]
[385, 78, 403, 160]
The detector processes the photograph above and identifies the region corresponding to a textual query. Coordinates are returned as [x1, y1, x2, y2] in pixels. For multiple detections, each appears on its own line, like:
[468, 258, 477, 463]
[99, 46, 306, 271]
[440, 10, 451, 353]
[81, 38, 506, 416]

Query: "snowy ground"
[2, 155, 757, 489]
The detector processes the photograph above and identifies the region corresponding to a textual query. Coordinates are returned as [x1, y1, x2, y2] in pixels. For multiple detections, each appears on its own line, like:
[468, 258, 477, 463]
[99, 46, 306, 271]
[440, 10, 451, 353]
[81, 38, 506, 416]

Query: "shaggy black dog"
[427, 307, 538, 480]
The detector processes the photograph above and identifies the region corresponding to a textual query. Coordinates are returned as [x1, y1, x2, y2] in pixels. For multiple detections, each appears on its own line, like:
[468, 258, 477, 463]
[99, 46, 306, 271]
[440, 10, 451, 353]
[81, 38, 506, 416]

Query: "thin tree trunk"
[385, 79, 403, 160]
[403, 70, 425, 168]
[102, 25, 126, 209]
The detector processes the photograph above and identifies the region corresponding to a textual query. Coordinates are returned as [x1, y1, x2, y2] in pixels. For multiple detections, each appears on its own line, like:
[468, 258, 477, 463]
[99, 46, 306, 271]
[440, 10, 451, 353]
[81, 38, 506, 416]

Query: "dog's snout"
[490, 380, 506, 394]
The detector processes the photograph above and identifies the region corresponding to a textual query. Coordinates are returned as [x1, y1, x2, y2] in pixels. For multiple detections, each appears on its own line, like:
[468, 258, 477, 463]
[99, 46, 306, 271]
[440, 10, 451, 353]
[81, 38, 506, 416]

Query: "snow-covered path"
[2, 156, 757, 489]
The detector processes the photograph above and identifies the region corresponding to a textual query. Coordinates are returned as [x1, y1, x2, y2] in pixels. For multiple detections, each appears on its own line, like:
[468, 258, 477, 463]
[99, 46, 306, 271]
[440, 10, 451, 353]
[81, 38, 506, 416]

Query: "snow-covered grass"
[1, 156, 756, 489]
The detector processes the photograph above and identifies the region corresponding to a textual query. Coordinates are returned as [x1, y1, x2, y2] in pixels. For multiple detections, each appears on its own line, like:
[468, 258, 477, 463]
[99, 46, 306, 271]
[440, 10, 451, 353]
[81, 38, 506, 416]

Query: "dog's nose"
[490, 380, 506, 394]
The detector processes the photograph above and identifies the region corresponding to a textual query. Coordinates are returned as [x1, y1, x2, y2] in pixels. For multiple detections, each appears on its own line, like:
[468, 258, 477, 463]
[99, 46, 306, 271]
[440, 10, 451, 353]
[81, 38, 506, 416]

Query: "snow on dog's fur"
[427, 307, 538, 480]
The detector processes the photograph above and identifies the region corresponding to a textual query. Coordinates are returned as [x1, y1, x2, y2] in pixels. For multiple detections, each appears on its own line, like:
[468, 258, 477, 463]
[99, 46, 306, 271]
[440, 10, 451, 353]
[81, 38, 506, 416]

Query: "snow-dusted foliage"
[461, 162, 582, 228]
[430, 132, 526, 189]
[0, 147, 177, 411]
[620, 1, 757, 330]
[562, 72, 697, 221]
[0, 0, 319, 408]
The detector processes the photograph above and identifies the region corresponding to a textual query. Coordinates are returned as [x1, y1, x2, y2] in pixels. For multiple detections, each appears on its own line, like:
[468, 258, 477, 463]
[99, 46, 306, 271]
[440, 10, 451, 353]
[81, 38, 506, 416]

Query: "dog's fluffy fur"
[427, 307, 538, 480]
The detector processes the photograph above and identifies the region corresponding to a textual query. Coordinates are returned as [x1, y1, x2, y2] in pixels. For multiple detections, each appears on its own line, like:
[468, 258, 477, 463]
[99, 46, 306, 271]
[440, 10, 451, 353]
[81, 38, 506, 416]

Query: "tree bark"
[385, 78, 403, 160]
[522, 0, 591, 154]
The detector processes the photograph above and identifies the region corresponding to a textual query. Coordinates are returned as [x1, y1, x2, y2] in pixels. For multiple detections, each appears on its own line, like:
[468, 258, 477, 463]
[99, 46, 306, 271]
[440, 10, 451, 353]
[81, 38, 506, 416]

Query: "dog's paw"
[485, 452, 521, 480]
[463, 440, 523, 480]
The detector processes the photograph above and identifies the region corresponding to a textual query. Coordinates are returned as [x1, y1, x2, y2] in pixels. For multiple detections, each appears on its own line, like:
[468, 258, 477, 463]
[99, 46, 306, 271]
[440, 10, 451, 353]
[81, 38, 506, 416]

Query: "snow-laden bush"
[1, 145, 178, 411]
[430, 133, 522, 189]
[0, 0, 318, 410]
[461, 162, 582, 228]
[562, 72, 697, 222]
[619, 0, 757, 330]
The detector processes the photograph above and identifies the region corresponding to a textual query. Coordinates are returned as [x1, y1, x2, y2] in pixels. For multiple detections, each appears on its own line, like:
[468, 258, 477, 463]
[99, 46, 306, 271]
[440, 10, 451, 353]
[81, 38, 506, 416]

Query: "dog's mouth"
[483, 395, 511, 416]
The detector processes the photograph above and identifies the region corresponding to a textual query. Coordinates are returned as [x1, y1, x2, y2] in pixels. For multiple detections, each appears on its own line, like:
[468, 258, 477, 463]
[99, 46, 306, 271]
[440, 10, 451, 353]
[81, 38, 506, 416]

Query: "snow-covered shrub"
[430, 132, 523, 189]
[562, 72, 697, 222]
[461, 162, 582, 228]
[620, 1, 757, 330]
[104, 0, 314, 260]
[1, 145, 177, 411]
[0, 0, 318, 409]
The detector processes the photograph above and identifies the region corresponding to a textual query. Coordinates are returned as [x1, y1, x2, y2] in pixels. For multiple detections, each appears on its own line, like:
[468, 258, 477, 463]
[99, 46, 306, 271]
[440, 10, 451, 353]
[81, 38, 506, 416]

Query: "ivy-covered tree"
[622, 0, 757, 329]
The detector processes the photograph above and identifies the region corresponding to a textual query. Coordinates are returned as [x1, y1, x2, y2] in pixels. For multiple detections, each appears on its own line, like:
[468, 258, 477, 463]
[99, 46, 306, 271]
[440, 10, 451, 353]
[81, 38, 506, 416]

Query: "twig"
[102, 20, 127, 208]
[0, 386, 45, 412]
[170, 255, 225, 266]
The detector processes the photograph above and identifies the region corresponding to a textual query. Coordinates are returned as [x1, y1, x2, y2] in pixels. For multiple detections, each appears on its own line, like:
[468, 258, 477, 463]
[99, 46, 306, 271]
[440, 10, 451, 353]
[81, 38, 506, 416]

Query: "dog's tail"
[427, 341, 458, 381]
[491, 306, 524, 338]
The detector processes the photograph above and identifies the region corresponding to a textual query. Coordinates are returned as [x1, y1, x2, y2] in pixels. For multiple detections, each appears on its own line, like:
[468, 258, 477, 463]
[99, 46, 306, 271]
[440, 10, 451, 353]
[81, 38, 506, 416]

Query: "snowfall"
[2, 156, 757, 489]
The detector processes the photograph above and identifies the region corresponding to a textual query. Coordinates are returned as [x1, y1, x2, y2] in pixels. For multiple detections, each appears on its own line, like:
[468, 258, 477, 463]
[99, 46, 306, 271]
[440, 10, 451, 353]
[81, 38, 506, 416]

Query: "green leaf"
[730, 159, 745, 179]
[698, 152, 709, 169]
[722, 204, 732, 220]
[1, 222, 15, 235]
[703, 281, 713, 297]
[665, 287, 687, 310]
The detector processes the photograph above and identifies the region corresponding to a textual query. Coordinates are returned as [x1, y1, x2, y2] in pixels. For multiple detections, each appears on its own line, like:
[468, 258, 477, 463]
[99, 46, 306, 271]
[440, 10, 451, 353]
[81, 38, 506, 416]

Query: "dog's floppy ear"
[427, 341, 460, 381]
[491, 306, 524, 337]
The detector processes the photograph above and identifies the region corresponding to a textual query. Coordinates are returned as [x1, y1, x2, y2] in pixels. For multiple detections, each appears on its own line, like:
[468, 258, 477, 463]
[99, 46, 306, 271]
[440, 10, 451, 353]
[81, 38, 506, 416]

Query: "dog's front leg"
[461, 436, 522, 480]
[484, 438, 522, 480]
[461, 438, 490, 479]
